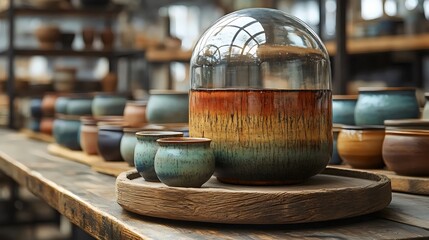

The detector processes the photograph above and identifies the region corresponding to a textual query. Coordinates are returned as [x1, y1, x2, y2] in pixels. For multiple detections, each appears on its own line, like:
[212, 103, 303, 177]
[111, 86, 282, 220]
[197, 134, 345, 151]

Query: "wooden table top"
[0, 129, 428, 240]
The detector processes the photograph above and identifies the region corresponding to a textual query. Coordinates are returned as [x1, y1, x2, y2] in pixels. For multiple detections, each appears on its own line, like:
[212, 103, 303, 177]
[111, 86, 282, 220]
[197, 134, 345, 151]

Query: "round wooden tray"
[116, 167, 391, 224]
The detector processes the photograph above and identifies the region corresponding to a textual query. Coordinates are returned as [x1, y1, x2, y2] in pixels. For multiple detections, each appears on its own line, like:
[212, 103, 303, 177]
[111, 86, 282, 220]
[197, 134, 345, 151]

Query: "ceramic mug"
[155, 137, 215, 188]
[134, 131, 183, 182]
[354, 87, 419, 125]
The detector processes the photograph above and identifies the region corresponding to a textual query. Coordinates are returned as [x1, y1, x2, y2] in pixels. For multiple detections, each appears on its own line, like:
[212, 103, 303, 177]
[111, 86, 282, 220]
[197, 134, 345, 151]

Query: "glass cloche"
[189, 8, 332, 185]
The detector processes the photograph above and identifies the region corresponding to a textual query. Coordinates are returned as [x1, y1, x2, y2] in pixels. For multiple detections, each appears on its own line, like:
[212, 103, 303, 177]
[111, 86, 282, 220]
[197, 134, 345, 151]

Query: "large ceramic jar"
[53, 115, 81, 150]
[92, 93, 127, 116]
[155, 137, 215, 188]
[123, 101, 148, 127]
[354, 87, 419, 125]
[333, 95, 357, 125]
[189, 8, 332, 185]
[134, 131, 183, 181]
[146, 90, 189, 124]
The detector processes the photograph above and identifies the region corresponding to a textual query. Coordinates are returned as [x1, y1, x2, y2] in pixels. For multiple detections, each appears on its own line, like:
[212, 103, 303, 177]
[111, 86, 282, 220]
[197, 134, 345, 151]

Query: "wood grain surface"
[332, 165, 429, 195]
[47, 143, 132, 176]
[116, 168, 391, 224]
[21, 129, 54, 143]
[0, 129, 429, 239]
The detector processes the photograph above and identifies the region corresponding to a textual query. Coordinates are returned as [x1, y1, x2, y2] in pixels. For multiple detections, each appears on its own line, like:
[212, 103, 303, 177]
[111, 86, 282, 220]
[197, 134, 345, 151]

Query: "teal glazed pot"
[120, 128, 146, 166]
[333, 95, 357, 125]
[55, 97, 69, 114]
[422, 93, 429, 119]
[355, 87, 419, 125]
[30, 98, 43, 118]
[134, 131, 183, 182]
[97, 125, 125, 161]
[28, 118, 41, 132]
[146, 90, 189, 124]
[155, 137, 215, 188]
[53, 115, 81, 150]
[67, 97, 93, 115]
[92, 93, 127, 116]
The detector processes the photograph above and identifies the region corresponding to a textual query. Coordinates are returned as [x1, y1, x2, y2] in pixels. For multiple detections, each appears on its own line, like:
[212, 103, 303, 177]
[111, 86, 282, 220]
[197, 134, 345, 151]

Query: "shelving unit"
[0, 0, 145, 129]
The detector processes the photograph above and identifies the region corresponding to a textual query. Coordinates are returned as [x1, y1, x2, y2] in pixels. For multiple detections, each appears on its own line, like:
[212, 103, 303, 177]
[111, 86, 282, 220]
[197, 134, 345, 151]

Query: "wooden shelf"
[325, 33, 429, 55]
[146, 49, 192, 63]
[0, 48, 144, 58]
[0, 6, 122, 19]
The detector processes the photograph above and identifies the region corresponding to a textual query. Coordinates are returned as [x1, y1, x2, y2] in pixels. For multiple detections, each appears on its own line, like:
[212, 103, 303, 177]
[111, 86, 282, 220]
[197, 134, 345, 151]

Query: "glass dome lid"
[190, 8, 331, 90]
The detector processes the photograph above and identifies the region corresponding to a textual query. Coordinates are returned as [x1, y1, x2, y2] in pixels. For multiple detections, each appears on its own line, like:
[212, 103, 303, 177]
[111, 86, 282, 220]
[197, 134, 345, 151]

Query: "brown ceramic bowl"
[383, 129, 429, 176]
[40, 118, 54, 135]
[337, 125, 385, 169]
[41, 93, 59, 117]
[123, 100, 148, 127]
[35, 25, 60, 49]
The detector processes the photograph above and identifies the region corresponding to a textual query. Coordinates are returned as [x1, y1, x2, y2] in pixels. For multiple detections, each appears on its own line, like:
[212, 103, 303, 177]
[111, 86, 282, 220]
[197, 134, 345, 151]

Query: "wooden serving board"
[332, 165, 429, 196]
[47, 143, 133, 177]
[21, 129, 54, 143]
[116, 167, 391, 224]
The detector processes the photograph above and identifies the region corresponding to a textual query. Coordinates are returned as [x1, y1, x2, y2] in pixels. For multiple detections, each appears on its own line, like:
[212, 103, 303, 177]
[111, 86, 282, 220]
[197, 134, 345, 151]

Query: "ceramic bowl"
[35, 25, 60, 49]
[155, 137, 215, 188]
[337, 125, 385, 169]
[41, 93, 59, 117]
[422, 93, 429, 119]
[333, 95, 357, 125]
[119, 127, 159, 166]
[384, 119, 429, 130]
[354, 87, 419, 125]
[30, 98, 43, 118]
[92, 93, 127, 116]
[383, 129, 429, 176]
[40, 118, 54, 135]
[97, 124, 125, 161]
[53, 115, 81, 150]
[55, 96, 69, 114]
[123, 101, 148, 127]
[146, 90, 189, 124]
[134, 131, 184, 182]
[28, 118, 41, 132]
[66, 97, 93, 116]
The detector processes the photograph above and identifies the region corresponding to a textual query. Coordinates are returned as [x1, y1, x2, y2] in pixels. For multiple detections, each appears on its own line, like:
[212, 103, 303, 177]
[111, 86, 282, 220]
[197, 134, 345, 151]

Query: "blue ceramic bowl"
[92, 93, 127, 116]
[333, 95, 357, 125]
[55, 97, 69, 115]
[355, 87, 420, 125]
[97, 124, 125, 161]
[30, 98, 43, 118]
[53, 115, 81, 150]
[67, 98, 93, 115]
[146, 90, 189, 124]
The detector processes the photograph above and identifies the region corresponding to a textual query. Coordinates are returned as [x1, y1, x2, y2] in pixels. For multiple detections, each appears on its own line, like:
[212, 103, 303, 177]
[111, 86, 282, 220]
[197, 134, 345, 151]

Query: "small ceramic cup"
[333, 95, 357, 125]
[97, 124, 125, 161]
[354, 87, 419, 125]
[383, 129, 429, 176]
[146, 90, 189, 124]
[155, 137, 215, 188]
[337, 125, 385, 169]
[123, 101, 148, 128]
[134, 131, 183, 182]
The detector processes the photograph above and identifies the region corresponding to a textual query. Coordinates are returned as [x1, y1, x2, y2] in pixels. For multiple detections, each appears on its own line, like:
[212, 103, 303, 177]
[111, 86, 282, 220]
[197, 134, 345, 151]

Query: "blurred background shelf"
[0, 6, 122, 18]
[145, 49, 192, 63]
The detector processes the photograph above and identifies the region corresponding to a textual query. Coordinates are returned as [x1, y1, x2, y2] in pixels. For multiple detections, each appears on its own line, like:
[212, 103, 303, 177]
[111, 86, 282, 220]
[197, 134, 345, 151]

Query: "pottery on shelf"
[134, 131, 183, 182]
[354, 87, 419, 126]
[53, 67, 77, 93]
[119, 127, 156, 166]
[189, 9, 332, 185]
[30, 98, 43, 118]
[100, 27, 115, 49]
[53, 115, 81, 150]
[97, 124, 125, 161]
[66, 97, 93, 116]
[92, 93, 127, 116]
[55, 96, 69, 115]
[101, 72, 118, 92]
[146, 90, 189, 124]
[155, 137, 215, 188]
[34, 25, 60, 49]
[41, 93, 59, 117]
[59, 32, 75, 49]
[28, 118, 41, 132]
[123, 101, 148, 128]
[337, 125, 385, 169]
[40, 118, 54, 135]
[82, 27, 95, 49]
[383, 129, 429, 176]
[333, 95, 358, 125]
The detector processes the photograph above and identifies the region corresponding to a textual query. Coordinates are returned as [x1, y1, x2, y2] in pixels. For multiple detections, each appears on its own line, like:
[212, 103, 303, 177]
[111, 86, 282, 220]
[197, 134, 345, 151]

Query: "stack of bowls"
[337, 87, 421, 169]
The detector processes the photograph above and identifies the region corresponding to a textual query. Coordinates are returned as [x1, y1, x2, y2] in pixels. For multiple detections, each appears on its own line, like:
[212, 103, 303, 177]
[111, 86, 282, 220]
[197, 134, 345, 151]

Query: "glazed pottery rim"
[94, 92, 129, 97]
[333, 95, 358, 100]
[358, 87, 416, 92]
[55, 114, 84, 121]
[150, 123, 189, 130]
[135, 131, 183, 137]
[384, 119, 429, 126]
[126, 100, 148, 106]
[157, 137, 212, 144]
[80, 116, 123, 124]
[385, 129, 429, 136]
[341, 125, 385, 130]
[149, 89, 188, 95]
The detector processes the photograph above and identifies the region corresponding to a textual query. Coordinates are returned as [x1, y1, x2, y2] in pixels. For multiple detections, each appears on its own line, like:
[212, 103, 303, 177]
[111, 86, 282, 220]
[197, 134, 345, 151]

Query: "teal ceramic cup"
[355, 87, 420, 125]
[333, 95, 357, 125]
[92, 93, 127, 116]
[53, 115, 81, 150]
[146, 90, 189, 124]
[134, 131, 183, 182]
[154, 137, 215, 188]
